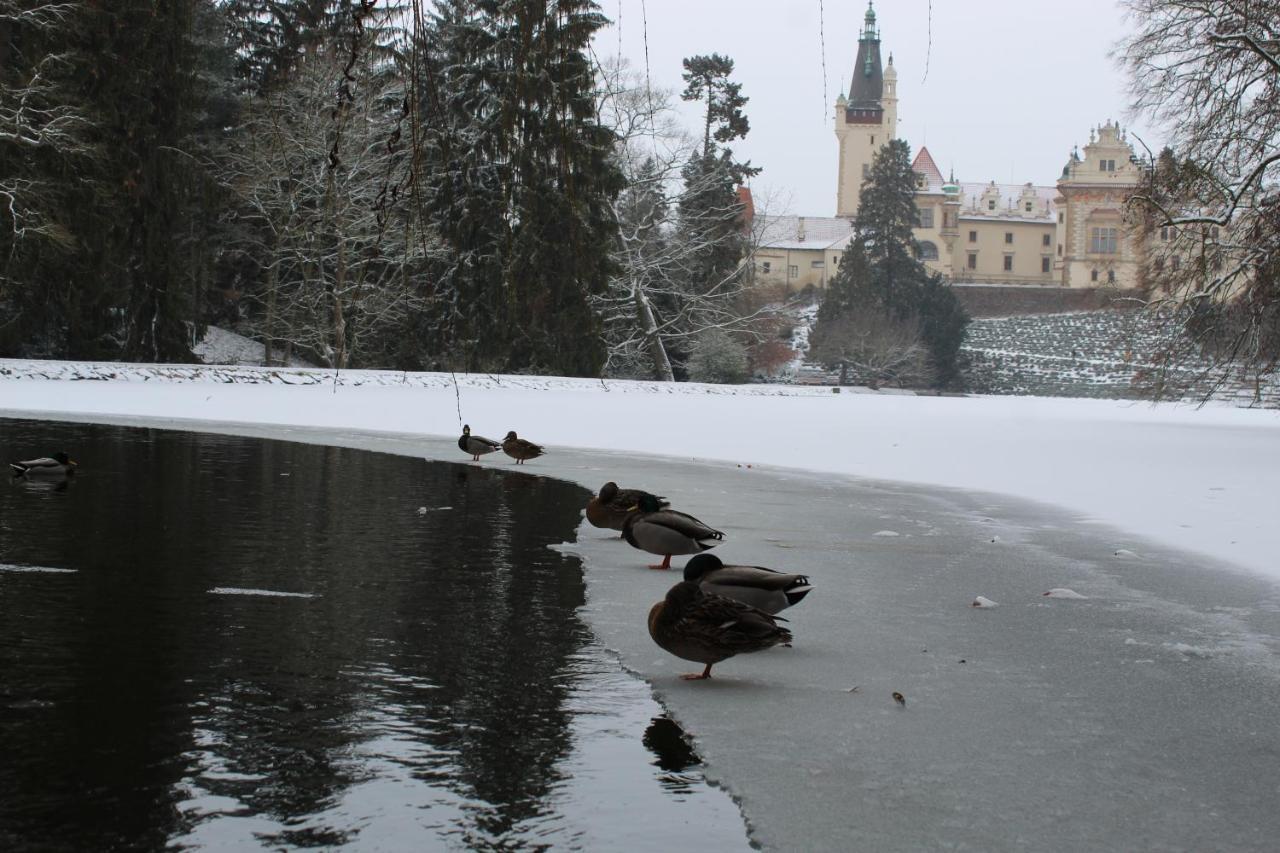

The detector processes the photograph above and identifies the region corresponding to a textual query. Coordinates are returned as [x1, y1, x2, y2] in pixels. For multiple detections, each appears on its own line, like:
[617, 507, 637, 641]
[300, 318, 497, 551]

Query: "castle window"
[1107, 270, 1116, 284]
[1090, 227, 1118, 254]
[871, 136, 875, 145]
[1025, 202, 1033, 212]
[1059, 212, 1065, 224]
[1160, 226, 1169, 241]
[943, 211, 956, 228]
[810, 260, 824, 268]
[918, 241, 939, 261]
[988, 200, 996, 210]
[919, 207, 934, 228]
[1042, 233, 1051, 247]
[788, 265, 798, 279]
[1042, 257, 1051, 273]
[1100, 159, 1115, 172]
[1004, 232, 1013, 244]
[1057, 244, 1063, 256]
[1003, 255, 1013, 271]
[1091, 269, 1099, 282]
[761, 261, 771, 274]
[969, 230, 977, 243]
[916, 174, 927, 189]
[967, 253, 977, 269]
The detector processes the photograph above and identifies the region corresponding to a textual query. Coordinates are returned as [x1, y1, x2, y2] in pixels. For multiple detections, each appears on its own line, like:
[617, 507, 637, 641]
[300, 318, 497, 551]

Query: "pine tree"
[811, 140, 969, 388]
[418, 0, 622, 376]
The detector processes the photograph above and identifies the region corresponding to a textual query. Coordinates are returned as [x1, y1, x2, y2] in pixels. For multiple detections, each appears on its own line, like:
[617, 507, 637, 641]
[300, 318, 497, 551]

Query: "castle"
[753, 3, 1145, 297]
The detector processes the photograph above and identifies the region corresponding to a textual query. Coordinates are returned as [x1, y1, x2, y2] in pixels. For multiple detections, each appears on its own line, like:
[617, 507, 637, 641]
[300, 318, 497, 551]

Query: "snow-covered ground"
[5, 358, 1280, 850]
[193, 326, 317, 368]
[2, 357, 1277, 581]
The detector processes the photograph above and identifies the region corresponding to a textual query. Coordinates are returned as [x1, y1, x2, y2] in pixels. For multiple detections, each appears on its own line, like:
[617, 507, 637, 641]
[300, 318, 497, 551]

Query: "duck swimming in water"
[647, 580, 792, 680]
[10, 452, 77, 477]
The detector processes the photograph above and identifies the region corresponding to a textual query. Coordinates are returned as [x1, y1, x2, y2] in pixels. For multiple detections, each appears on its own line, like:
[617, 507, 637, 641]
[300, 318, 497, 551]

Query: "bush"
[687, 328, 750, 384]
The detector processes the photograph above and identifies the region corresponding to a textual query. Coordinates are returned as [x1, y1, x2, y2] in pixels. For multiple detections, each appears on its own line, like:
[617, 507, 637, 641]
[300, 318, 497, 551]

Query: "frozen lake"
[6, 413, 1280, 851]
[0, 419, 748, 851]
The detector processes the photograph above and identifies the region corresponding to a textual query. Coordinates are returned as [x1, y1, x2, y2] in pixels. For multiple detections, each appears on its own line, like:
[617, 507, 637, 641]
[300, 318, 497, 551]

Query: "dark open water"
[0, 419, 748, 851]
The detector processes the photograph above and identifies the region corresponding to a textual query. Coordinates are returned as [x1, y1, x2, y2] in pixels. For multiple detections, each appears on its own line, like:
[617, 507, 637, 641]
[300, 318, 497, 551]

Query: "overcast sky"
[593, 0, 1159, 217]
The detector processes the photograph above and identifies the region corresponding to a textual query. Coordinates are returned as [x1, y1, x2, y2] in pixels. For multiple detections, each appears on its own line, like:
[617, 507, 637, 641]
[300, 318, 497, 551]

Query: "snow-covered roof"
[755, 215, 856, 251]
[957, 181, 1057, 222]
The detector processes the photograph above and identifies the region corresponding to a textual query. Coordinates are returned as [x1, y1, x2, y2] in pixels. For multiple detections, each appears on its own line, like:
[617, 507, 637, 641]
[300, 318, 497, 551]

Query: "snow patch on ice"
[971, 596, 999, 608]
[873, 530, 900, 538]
[208, 587, 316, 599]
[0, 563, 76, 574]
[1043, 588, 1089, 599]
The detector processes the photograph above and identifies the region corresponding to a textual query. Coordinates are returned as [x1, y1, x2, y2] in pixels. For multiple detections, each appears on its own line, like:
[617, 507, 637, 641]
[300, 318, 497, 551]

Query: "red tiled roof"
[912, 146, 945, 188]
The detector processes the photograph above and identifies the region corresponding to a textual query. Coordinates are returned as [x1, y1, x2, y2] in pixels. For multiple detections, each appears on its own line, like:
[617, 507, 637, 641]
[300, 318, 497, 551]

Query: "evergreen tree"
[419, 0, 622, 376]
[811, 140, 969, 389]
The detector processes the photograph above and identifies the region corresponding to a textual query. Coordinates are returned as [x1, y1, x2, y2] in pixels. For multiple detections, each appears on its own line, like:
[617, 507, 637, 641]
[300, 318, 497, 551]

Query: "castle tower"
[835, 2, 894, 217]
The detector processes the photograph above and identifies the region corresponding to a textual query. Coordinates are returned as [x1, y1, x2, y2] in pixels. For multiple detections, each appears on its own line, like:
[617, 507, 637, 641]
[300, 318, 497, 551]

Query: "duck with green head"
[683, 553, 813, 615]
[458, 425, 501, 462]
[648, 580, 792, 680]
[9, 452, 77, 477]
[622, 494, 724, 570]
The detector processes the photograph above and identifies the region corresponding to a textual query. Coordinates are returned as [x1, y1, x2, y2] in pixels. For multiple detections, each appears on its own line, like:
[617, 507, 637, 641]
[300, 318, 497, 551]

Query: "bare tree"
[218, 47, 430, 368]
[809, 309, 933, 389]
[0, 2, 93, 249]
[593, 60, 781, 380]
[1120, 0, 1280, 389]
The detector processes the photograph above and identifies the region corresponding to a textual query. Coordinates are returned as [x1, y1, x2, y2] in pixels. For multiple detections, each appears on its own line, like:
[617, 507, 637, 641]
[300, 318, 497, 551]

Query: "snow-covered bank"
[2, 357, 1278, 580]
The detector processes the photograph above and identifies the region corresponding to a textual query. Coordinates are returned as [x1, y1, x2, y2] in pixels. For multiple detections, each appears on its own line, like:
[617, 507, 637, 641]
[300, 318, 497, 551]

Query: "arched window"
[918, 241, 939, 261]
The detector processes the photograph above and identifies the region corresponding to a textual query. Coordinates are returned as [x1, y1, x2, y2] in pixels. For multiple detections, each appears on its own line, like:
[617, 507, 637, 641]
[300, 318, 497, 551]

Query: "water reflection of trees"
[0, 421, 594, 849]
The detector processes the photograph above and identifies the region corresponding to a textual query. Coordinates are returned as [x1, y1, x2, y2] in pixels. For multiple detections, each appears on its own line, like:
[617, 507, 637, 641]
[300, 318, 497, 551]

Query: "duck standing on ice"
[622, 494, 724, 570]
[648, 580, 792, 680]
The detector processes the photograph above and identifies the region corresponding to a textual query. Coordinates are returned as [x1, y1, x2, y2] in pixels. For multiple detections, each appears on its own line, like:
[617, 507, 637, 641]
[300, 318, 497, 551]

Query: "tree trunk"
[634, 279, 674, 382]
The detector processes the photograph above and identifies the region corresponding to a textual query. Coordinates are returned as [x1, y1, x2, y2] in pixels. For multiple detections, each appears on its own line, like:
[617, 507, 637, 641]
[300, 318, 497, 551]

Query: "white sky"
[594, 0, 1159, 216]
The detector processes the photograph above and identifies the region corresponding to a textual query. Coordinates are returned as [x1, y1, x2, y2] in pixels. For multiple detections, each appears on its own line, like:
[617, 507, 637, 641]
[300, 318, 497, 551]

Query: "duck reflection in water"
[640, 712, 701, 794]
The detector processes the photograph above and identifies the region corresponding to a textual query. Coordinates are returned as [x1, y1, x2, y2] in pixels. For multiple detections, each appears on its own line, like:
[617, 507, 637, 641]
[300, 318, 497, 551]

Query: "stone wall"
[953, 285, 1143, 318]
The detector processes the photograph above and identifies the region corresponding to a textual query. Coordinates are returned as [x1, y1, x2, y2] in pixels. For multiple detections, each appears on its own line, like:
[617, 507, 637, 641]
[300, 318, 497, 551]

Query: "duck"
[458, 425, 502, 461]
[501, 431, 545, 465]
[586, 481, 669, 532]
[648, 580, 792, 680]
[622, 494, 724, 570]
[9, 452, 77, 477]
[682, 553, 813, 615]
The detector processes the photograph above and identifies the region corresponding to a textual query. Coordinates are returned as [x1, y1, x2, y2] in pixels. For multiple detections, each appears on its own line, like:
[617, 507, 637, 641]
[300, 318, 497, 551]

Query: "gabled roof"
[912, 147, 946, 191]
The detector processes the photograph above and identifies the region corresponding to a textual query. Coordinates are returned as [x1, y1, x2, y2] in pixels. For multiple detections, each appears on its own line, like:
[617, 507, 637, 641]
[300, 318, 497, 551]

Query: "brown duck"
[586, 481, 669, 532]
[648, 580, 792, 680]
[501, 431, 545, 465]
[622, 493, 724, 570]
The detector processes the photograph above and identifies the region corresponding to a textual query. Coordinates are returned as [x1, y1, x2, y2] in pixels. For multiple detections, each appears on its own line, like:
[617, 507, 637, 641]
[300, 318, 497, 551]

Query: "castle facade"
[753, 3, 1145, 296]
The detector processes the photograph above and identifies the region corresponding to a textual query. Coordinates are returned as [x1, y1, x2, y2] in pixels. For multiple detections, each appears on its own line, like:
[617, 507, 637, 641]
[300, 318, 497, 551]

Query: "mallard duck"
[622, 494, 724, 570]
[9, 452, 77, 477]
[458, 425, 501, 461]
[682, 553, 813, 615]
[648, 580, 792, 680]
[586, 481, 669, 532]
[501, 431, 545, 465]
